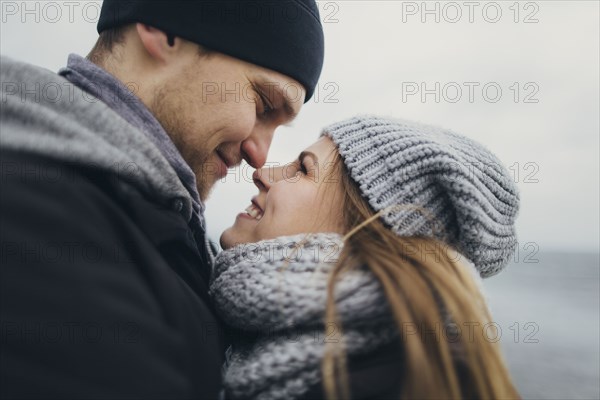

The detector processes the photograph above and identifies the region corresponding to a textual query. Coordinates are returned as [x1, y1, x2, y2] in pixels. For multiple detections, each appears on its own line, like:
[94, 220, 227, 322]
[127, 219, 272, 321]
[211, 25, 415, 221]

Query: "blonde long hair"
[321, 154, 520, 399]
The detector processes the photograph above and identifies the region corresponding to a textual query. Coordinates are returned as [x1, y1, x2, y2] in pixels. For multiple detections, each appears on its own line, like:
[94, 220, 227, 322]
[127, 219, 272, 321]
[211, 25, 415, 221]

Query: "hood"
[0, 56, 193, 221]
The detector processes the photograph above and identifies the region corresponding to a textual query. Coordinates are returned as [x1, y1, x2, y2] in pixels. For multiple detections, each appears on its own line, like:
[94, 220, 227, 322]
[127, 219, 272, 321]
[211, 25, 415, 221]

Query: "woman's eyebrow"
[298, 151, 318, 164]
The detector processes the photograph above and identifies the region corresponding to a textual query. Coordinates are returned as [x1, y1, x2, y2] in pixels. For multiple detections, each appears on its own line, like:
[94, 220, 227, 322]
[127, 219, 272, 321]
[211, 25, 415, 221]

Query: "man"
[0, 1, 324, 398]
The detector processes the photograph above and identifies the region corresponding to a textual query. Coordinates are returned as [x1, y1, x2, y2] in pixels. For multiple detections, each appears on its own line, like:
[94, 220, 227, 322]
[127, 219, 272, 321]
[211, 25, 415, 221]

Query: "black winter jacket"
[0, 57, 224, 399]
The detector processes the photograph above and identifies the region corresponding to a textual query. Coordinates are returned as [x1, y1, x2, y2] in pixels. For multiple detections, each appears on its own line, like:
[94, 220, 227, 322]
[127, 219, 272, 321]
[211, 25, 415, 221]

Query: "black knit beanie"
[97, 0, 324, 102]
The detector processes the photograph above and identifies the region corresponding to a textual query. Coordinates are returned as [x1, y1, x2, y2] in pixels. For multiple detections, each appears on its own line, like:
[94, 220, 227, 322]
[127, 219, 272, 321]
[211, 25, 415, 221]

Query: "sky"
[1, 0, 598, 253]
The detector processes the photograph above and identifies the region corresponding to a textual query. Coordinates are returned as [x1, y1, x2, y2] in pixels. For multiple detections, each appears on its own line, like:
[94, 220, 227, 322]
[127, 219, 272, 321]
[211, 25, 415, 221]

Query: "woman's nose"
[252, 167, 270, 192]
[252, 165, 287, 191]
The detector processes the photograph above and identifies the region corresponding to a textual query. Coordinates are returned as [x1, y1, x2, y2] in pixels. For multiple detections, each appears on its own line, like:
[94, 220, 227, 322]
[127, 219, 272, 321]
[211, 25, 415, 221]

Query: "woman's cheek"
[260, 183, 318, 236]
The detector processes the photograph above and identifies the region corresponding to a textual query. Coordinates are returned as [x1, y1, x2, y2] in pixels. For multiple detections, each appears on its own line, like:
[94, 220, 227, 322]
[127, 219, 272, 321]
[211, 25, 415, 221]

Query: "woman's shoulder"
[300, 340, 404, 400]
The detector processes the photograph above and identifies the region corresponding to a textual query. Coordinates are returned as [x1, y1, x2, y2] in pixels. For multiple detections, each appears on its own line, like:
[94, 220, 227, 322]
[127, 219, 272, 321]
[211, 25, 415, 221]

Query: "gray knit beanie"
[321, 115, 520, 278]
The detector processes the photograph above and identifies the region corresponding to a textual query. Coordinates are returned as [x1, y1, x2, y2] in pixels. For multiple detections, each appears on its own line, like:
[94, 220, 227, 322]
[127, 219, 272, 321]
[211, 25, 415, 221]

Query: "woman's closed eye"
[297, 153, 317, 176]
[289, 160, 307, 177]
[297, 159, 308, 175]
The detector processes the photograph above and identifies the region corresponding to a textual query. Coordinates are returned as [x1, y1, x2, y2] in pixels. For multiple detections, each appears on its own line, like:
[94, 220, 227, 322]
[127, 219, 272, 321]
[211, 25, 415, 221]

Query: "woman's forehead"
[302, 136, 337, 160]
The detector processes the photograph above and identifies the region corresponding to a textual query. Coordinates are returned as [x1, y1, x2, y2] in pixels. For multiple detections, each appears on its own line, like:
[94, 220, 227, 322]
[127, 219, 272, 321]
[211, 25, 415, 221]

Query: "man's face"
[148, 48, 306, 201]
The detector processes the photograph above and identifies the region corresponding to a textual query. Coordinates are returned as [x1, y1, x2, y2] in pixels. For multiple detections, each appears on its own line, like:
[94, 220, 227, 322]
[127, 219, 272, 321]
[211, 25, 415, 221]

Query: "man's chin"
[196, 177, 218, 203]
[198, 187, 211, 204]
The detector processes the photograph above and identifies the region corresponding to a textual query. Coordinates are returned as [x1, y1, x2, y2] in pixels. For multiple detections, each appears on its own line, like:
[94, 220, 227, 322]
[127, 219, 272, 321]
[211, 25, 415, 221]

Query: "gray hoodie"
[1, 56, 195, 224]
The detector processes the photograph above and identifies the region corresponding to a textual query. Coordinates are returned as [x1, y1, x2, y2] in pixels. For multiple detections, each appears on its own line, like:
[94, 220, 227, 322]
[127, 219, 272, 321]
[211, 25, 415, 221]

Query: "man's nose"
[241, 127, 275, 169]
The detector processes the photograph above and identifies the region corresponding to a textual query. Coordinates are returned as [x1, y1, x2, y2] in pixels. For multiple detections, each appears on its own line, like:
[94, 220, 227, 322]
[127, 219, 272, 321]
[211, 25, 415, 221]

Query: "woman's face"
[220, 137, 344, 249]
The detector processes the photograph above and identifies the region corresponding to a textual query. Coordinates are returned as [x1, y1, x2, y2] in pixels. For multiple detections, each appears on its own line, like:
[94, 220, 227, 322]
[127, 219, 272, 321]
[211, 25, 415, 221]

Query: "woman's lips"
[244, 203, 263, 220]
[251, 197, 263, 212]
[241, 198, 264, 221]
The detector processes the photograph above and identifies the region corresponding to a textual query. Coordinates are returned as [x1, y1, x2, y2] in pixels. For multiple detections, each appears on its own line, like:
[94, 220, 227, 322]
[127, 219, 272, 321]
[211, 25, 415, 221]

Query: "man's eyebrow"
[255, 74, 301, 123]
[282, 98, 299, 124]
[273, 85, 299, 124]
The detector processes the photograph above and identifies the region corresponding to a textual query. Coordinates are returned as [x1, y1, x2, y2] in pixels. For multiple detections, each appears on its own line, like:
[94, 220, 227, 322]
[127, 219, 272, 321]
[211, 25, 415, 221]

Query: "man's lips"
[217, 150, 244, 169]
[216, 150, 232, 168]
[215, 150, 234, 178]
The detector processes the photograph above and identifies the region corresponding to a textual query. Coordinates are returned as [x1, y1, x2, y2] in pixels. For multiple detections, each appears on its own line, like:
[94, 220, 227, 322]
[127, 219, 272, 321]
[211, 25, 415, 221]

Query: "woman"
[210, 116, 521, 399]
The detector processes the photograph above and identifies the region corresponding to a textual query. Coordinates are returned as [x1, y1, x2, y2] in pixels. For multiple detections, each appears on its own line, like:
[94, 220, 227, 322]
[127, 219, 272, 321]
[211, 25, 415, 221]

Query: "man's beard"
[149, 85, 215, 202]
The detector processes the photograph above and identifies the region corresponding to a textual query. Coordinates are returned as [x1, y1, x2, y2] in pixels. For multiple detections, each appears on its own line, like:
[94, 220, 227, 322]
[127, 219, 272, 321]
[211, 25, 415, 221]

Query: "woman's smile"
[244, 201, 264, 220]
[220, 137, 345, 249]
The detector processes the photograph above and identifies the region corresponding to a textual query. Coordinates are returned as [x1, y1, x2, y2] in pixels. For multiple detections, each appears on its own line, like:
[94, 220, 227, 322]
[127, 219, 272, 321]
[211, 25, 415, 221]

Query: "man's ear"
[135, 23, 178, 63]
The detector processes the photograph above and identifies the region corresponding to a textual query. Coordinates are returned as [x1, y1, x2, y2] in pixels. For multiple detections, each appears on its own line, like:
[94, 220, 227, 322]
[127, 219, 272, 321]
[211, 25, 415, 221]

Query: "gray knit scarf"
[209, 233, 399, 400]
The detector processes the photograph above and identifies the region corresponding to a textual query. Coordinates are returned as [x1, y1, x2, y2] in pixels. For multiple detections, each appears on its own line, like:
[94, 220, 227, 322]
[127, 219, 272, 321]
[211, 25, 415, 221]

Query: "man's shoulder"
[0, 147, 147, 228]
[0, 147, 175, 229]
[0, 55, 122, 139]
[1, 56, 63, 85]
[0, 55, 123, 126]
[1, 147, 213, 294]
[0, 57, 190, 212]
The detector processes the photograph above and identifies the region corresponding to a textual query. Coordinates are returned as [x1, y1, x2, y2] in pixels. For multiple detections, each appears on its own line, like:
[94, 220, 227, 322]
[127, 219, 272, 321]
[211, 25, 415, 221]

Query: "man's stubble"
[150, 80, 216, 202]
